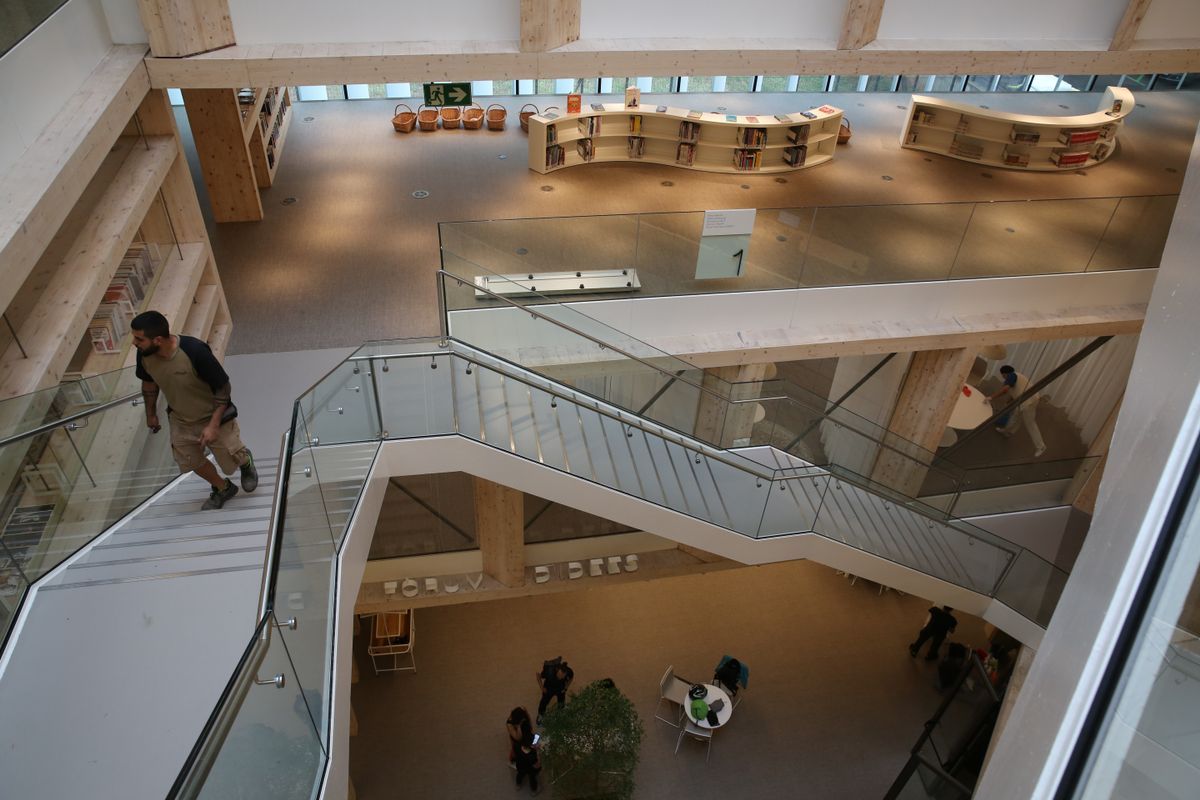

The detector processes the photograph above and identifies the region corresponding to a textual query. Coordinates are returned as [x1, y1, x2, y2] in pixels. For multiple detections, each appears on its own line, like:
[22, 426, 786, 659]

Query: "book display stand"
[527, 103, 844, 174]
[900, 86, 1134, 171]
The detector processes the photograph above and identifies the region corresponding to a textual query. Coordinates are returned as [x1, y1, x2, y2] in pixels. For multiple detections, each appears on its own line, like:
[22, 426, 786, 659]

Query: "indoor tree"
[540, 679, 645, 800]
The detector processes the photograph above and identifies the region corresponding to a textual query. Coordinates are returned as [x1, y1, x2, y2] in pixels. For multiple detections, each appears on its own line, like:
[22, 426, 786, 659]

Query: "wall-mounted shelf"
[900, 86, 1134, 171]
[528, 103, 843, 175]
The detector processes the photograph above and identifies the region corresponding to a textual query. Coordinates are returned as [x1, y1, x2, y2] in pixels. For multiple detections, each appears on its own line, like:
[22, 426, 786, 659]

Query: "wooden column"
[181, 89, 264, 223]
[1110, 0, 1154, 51]
[838, 0, 887, 50]
[1067, 395, 1123, 515]
[474, 477, 525, 587]
[136, 0, 235, 58]
[871, 348, 974, 497]
[520, 0, 580, 52]
[693, 364, 770, 447]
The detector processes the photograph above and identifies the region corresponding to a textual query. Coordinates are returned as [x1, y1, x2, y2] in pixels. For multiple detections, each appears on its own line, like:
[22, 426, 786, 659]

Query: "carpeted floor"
[349, 559, 993, 800]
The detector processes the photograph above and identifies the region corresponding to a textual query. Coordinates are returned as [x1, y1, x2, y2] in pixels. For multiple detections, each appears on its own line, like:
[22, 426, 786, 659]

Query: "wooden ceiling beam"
[1110, 0, 1155, 51]
[135, 0, 235, 58]
[839, 0, 887, 50]
[520, 0, 581, 52]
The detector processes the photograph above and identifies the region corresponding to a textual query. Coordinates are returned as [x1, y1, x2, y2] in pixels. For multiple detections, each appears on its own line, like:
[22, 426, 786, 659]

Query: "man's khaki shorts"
[170, 415, 250, 474]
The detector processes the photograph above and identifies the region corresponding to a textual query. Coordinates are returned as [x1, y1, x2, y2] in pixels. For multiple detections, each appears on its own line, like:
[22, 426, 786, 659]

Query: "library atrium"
[1, 1, 1199, 798]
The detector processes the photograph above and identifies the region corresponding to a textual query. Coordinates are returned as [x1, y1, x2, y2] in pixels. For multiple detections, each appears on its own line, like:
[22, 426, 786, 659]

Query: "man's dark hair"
[131, 310, 170, 340]
[999, 365, 1015, 375]
[942, 606, 953, 612]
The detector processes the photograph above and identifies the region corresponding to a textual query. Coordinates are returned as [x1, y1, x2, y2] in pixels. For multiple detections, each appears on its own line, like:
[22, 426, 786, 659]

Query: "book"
[737, 127, 767, 148]
[783, 144, 807, 167]
[787, 124, 810, 144]
[627, 136, 646, 158]
[624, 86, 640, 109]
[544, 112, 559, 120]
[1051, 149, 1090, 167]
[566, 94, 581, 114]
[1001, 147, 1030, 167]
[687, 110, 702, 120]
[678, 121, 700, 142]
[774, 114, 792, 123]
[1093, 142, 1111, 160]
[1058, 129, 1100, 146]
[546, 123, 557, 144]
[725, 114, 737, 122]
[578, 116, 601, 136]
[948, 137, 984, 160]
[676, 142, 696, 166]
[576, 138, 594, 161]
[732, 148, 761, 171]
[747, 116, 759, 123]
[656, 105, 667, 113]
[816, 105, 837, 114]
[590, 103, 605, 111]
[798, 110, 818, 120]
[545, 144, 564, 168]
[629, 115, 642, 134]
[1010, 128, 1041, 144]
[912, 109, 935, 125]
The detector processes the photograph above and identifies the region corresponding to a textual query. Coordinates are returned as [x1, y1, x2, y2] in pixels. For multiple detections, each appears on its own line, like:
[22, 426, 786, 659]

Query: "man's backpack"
[541, 656, 564, 682]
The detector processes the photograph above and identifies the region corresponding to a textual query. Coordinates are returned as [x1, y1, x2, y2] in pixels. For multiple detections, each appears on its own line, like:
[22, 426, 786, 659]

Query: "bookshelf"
[182, 86, 294, 222]
[900, 86, 1134, 172]
[527, 103, 844, 174]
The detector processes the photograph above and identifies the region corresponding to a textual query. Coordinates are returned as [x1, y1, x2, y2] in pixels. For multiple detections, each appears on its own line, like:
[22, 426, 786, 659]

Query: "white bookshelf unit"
[527, 103, 844, 175]
[900, 87, 1134, 172]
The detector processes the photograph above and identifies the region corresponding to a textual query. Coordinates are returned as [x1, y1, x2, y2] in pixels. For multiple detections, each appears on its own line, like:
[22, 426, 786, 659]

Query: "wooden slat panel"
[181, 88, 263, 223]
[0, 137, 178, 398]
[136, 0, 235, 58]
[145, 241, 210, 340]
[0, 46, 149, 316]
[839, 0, 887, 50]
[1110, 0, 1155, 51]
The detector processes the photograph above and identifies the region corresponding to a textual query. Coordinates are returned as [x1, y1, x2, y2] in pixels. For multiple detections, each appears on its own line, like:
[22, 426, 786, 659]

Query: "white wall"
[99, 0, 147, 44]
[580, 0, 839, 41]
[879, 0, 1129, 43]
[228, 0, 520, 45]
[0, 0, 115, 178]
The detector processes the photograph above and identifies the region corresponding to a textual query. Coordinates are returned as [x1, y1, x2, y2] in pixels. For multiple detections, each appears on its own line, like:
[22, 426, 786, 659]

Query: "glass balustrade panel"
[994, 548, 1067, 627]
[365, 351, 455, 439]
[297, 361, 380, 445]
[757, 470, 829, 536]
[1087, 194, 1178, 271]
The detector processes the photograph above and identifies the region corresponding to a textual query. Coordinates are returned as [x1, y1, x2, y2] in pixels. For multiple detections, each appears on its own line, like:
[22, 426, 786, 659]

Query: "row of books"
[89, 243, 161, 355]
[948, 136, 984, 160]
[783, 144, 808, 167]
[788, 124, 811, 144]
[546, 123, 558, 145]
[576, 138, 594, 162]
[733, 148, 762, 171]
[736, 127, 767, 148]
[546, 144, 564, 168]
[676, 142, 696, 166]
[678, 121, 701, 142]
[578, 116, 601, 136]
[629, 115, 642, 134]
[627, 136, 646, 158]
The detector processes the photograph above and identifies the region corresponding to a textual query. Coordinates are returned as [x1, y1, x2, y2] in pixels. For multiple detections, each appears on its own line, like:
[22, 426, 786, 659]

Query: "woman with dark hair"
[506, 706, 533, 762]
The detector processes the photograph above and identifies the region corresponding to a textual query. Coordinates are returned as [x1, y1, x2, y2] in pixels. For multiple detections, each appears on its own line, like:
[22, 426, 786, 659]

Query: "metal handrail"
[0, 389, 141, 449]
[257, 426, 293, 621]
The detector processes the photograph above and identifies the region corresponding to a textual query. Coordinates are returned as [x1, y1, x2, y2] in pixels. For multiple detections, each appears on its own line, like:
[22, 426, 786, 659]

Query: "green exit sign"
[423, 82, 472, 106]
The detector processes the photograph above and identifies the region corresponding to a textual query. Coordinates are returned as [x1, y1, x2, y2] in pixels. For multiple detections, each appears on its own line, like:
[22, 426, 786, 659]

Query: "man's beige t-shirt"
[137, 339, 222, 424]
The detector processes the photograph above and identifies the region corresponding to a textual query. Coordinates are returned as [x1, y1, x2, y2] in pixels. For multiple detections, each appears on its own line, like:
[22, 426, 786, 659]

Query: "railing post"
[367, 357, 386, 439]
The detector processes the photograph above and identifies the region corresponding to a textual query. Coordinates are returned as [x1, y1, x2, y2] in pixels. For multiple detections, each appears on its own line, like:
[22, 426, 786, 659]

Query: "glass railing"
[0, 366, 177, 650]
[1, 1, 71, 57]
[174, 335, 1067, 798]
[439, 195, 1176, 300]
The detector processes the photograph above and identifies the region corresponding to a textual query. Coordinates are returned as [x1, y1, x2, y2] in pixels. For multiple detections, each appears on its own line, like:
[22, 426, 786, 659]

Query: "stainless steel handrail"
[0, 389, 141, 449]
[257, 427, 292, 622]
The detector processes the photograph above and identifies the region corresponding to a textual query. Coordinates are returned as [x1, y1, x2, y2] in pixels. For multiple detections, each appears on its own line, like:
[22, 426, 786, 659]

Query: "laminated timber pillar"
[520, 0, 580, 52]
[474, 477, 525, 587]
[871, 348, 975, 498]
[694, 364, 772, 447]
[135, 0, 235, 57]
[181, 89, 264, 223]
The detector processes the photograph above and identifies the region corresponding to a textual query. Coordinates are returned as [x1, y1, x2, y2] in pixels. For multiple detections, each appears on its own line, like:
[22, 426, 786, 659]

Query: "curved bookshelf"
[527, 103, 843, 175]
[900, 87, 1134, 172]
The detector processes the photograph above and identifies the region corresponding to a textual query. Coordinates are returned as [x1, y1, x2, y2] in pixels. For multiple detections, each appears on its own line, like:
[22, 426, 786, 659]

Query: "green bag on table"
[690, 698, 709, 721]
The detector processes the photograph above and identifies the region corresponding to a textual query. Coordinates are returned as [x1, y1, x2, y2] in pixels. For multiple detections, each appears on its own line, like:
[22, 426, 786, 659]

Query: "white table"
[684, 683, 733, 729]
[946, 384, 993, 430]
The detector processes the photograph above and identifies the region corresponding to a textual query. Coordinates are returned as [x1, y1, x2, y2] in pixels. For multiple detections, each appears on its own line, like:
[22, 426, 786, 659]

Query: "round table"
[684, 683, 733, 729]
[946, 384, 993, 430]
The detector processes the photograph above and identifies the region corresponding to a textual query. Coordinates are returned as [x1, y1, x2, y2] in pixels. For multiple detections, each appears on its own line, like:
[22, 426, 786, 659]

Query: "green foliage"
[540, 680, 645, 800]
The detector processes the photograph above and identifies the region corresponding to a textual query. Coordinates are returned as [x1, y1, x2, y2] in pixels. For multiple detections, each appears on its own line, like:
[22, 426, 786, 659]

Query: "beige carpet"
[175, 90, 1200, 356]
[349, 559, 992, 800]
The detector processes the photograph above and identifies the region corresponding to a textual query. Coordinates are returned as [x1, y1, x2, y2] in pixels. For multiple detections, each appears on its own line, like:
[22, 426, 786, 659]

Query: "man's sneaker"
[240, 452, 259, 493]
[202, 479, 239, 510]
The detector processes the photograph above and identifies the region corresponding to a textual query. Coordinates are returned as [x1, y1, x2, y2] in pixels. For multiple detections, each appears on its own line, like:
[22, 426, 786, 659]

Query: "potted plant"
[540, 679, 645, 800]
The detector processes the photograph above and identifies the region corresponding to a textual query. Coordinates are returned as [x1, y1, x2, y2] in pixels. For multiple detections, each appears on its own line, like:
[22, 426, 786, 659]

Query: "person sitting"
[536, 657, 574, 725]
[506, 706, 533, 763]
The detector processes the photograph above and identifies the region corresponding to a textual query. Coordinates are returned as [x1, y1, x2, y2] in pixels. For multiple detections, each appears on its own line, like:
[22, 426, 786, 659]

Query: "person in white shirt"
[989, 365, 1046, 458]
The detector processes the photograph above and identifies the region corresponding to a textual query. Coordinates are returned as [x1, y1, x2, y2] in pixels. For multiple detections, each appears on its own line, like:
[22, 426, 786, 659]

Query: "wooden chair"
[654, 665, 692, 728]
[367, 610, 416, 674]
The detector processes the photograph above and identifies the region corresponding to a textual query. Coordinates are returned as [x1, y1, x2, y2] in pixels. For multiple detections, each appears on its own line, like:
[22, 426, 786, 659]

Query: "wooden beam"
[136, 0, 235, 58]
[870, 348, 975, 497]
[181, 89, 264, 223]
[0, 137, 178, 398]
[839, 0, 886, 50]
[520, 0, 580, 53]
[473, 477, 525, 587]
[0, 46, 149, 317]
[1110, 0, 1155, 51]
[144, 42, 1200, 88]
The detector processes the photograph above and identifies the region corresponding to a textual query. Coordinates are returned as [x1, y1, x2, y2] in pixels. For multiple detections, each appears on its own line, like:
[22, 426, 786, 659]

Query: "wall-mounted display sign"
[696, 208, 756, 279]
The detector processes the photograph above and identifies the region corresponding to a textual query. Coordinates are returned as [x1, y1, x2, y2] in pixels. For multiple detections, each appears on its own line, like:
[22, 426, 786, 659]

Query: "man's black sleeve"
[177, 335, 230, 393]
[135, 350, 153, 383]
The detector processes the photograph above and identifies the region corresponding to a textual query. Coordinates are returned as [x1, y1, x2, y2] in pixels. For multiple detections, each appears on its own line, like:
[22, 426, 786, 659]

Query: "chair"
[713, 655, 749, 709]
[367, 610, 416, 674]
[654, 665, 692, 728]
[675, 719, 713, 761]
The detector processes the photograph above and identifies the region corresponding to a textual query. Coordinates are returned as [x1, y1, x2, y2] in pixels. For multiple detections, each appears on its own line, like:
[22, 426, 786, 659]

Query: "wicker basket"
[417, 104, 439, 131]
[519, 103, 540, 133]
[462, 103, 484, 130]
[391, 103, 416, 133]
[440, 106, 462, 129]
[837, 118, 852, 144]
[486, 103, 507, 131]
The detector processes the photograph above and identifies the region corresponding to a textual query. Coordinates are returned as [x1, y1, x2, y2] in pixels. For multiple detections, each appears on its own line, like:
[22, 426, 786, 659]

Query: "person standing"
[131, 310, 258, 510]
[989, 364, 1046, 458]
[506, 706, 533, 763]
[536, 658, 574, 724]
[909, 605, 958, 661]
[513, 732, 541, 794]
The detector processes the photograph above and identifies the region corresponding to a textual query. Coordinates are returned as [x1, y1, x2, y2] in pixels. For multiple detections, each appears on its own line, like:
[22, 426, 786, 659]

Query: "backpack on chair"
[715, 658, 741, 695]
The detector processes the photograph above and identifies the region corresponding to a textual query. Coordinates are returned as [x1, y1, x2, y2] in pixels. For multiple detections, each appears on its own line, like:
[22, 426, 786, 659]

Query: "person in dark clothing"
[909, 606, 958, 661]
[536, 658, 574, 724]
[514, 733, 541, 793]
[506, 706, 533, 762]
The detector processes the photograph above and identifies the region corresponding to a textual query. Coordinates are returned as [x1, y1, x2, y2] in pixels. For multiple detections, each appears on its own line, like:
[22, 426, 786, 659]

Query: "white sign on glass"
[696, 208, 756, 279]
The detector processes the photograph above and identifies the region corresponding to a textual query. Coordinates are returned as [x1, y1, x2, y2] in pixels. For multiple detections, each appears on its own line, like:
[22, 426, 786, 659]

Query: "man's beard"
[139, 343, 160, 356]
